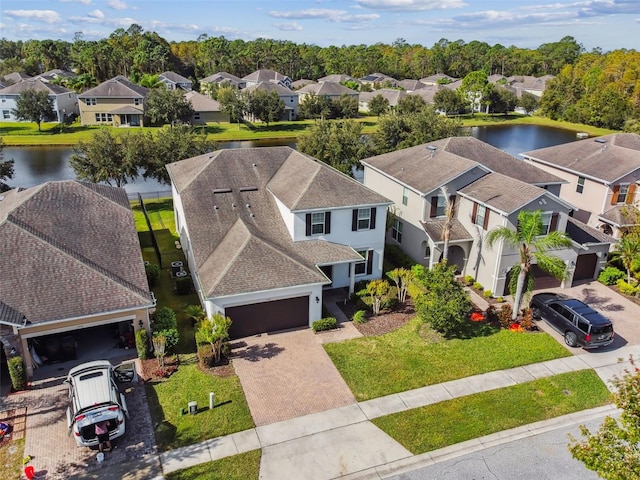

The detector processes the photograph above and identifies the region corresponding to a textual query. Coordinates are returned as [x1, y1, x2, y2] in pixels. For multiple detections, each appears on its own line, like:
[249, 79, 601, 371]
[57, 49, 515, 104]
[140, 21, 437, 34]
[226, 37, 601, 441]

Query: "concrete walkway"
[160, 344, 640, 479]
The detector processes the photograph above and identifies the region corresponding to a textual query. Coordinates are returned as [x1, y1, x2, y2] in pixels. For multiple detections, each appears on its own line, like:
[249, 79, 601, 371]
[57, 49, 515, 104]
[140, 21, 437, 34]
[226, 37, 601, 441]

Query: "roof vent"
[594, 138, 607, 144]
[232, 203, 236, 208]
[245, 203, 251, 208]
[239, 186, 258, 192]
[252, 163, 257, 167]
[213, 188, 232, 194]
[214, 205, 219, 210]
[250, 213, 255, 217]
[0, 195, 4, 201]
[427, 145, 437, 158]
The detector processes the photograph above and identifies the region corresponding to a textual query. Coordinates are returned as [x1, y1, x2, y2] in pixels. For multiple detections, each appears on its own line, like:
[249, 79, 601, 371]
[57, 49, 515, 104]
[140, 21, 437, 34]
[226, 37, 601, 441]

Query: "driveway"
[231, 328, 357, 426]
[535, 280, 640, 353]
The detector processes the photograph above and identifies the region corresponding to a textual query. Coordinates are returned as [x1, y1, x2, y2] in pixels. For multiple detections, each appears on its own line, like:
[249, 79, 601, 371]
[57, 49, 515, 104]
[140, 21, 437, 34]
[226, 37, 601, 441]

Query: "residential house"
[159, 71, 193, 91]
[297, 82, 359, 103]
[77, 75, 148, 127]
[508, 75, 554, 98]
[0, 78, 77, 123]
[420, 73, 458, 86]
[359, 73, 398, 88]
[184, 90, 229, 124]
[318, 74, 358, 84]
[200, 72, 246, 95]
[0, 180, 155, 377]
[362, 137, 612, 296]
[291, 79, 316, 90]
[243, 69, 292, 89]
[1, 72, 31, 85]
[397, 79, 426, 92]
[166, 146, 391, 339]
[359, 89, 406, 113]
[35, 69, 76, 83]
[243, 81, 299, 121]
[521, 133, 640, 237]
[407, 85, 442, 106]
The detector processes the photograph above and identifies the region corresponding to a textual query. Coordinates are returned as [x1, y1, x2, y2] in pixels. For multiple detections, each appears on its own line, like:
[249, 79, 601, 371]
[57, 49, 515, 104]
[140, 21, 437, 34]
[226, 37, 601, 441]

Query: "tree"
[396, 95, 426, 115]
[460, 70, 489, 114]
[195, 313, 232, 363]
[12, 89, 55, 131]
[569, 355, 640, 479]
[614, 234, 640, 284]
[217, 86, 246, 126]
[439, 186, 456, 264]
[247, 90, 285, 126]
[366, 279, 390, 316]
[0, 139, 14, 192]
[486, 210, 573, 320]
[434, 88, 465, 115]
[70, 129, 138, 187]
[386, 268, 413, 303]
[518, 92, 540, 115]
[299, 92, 332, 120]
[144, 87, 193, 127]
[368, 94, 390, 116]
[333, 94, 358, 119]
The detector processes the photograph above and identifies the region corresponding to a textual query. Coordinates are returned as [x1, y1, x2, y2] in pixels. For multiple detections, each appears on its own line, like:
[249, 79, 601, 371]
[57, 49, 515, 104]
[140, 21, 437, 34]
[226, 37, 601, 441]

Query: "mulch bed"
[139, 355, 235, 382]
[339, 299, 416, 337]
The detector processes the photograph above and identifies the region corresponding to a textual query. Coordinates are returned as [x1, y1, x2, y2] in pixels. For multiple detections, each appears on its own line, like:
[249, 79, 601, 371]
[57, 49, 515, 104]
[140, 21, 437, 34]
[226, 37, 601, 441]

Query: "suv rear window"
[591, 324, 613, 335]
[79, 371, 104, 381]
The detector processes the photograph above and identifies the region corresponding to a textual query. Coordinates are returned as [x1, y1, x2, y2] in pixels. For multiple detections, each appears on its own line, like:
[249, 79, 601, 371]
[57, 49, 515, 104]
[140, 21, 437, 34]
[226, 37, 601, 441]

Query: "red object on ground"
[24, 466, 35, 479]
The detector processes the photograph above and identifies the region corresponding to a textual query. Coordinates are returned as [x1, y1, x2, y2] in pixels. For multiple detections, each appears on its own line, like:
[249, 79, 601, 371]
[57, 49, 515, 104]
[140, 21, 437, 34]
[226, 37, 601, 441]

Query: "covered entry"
[227, 296, 309, 339]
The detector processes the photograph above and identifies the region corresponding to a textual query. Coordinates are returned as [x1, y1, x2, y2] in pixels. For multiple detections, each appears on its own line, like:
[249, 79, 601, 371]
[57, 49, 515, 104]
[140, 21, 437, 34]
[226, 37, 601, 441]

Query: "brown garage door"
[573, 253, 598, 283]
[504, 264, 562, 296]
[227, 296, 309, 339]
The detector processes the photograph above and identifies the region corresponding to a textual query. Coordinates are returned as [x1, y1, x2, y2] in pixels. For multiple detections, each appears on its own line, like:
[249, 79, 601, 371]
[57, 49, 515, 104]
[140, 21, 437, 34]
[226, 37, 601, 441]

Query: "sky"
[1, 0, 639, 52]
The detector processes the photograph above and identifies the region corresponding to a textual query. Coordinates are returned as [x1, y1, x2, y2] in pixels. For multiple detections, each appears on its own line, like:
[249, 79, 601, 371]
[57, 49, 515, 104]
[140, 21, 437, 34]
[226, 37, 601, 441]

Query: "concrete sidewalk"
[160, 344, 640, 479]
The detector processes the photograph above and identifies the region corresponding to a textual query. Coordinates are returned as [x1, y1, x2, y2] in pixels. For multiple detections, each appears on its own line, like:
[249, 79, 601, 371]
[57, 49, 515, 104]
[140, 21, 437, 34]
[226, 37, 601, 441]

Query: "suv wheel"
[532, 307, 541, 319]
[564, 331, 578, 347]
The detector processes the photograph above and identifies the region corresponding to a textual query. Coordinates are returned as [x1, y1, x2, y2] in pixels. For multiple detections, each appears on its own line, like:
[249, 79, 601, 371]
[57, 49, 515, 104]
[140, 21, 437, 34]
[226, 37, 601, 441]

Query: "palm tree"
[487, 210, 572, 320]
[614, 234, 640, 284]
[440, 186, 456, 264]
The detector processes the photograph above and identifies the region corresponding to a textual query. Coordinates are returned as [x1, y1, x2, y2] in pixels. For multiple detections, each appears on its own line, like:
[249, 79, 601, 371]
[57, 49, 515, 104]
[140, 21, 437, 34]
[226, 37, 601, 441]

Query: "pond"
[3, 124, 579, 195]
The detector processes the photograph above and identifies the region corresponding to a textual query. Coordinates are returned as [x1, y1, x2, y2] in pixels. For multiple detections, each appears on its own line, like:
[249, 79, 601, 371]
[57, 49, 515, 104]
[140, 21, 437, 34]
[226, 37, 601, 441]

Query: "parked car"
[65, 360, 135, 447]
[530, 293, 614, 348]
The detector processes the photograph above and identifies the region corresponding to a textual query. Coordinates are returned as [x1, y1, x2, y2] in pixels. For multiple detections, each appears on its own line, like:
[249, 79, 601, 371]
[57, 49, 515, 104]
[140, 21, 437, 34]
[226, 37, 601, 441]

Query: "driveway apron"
[231, 328, 356, 426]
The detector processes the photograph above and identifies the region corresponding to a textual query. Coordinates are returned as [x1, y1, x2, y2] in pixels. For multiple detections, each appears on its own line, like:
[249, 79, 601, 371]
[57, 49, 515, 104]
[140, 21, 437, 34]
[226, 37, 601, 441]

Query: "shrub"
[472, 282, 484, 291]
[152, 307, 177, 331]
[145, 263, 160, 287]
[381, 296, 399, 311]
[175, 277, 192, 295]
[384, 243, 415, 269]
[496, 296, 504, 303]
[463, 275, 475, 285]
[156, 328, 179, 350]
[8, 356, 26, 391]
[599, 267, 625, 286]
[482, 290, 493, 298]
[497, 303, 513, 329]
[135, 329, 149, 360]
[352, 310, 367, 324]
[486, 305, 498, 323]
[197, 343, 214, 367]
[616, 279, 638, 296]
[520, 307, 534, 331]
[312, 317, 337, 332]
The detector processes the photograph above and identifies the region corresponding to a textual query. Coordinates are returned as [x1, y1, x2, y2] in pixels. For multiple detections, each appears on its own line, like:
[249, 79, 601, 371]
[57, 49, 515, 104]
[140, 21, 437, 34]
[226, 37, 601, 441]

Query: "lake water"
[3, 124, 579, 196]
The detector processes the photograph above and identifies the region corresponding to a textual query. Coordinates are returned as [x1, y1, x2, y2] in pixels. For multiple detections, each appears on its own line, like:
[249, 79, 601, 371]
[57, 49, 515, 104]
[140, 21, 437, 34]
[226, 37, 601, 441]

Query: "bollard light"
[209, 392, 215, 409]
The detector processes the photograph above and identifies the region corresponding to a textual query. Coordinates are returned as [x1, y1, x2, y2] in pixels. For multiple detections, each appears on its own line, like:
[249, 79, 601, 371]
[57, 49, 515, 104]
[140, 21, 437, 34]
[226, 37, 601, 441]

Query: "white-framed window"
[402, 187, 408, 206]
[355, 250, 369, 276]
[85, 98, 97, 105]
[2, 110, 10, 119]
[94, 113, 112, 122]
[617, 184, 629, 204]
[358, 208, 371, 230]
[424, 245, 431, 259]
[540, 212, 552, 234]
[474, 204, 486, 227]
[134, 98, 142, 106]
[392, 218, 403, 243]
[576, 176, 585, 194]
[311, 212, 325, 235]
[435, 195, 447, 217]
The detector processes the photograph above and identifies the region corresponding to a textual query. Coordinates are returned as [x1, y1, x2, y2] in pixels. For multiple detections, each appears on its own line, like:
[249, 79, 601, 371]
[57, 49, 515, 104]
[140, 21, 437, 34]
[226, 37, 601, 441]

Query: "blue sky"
[1, 0, 639, 51]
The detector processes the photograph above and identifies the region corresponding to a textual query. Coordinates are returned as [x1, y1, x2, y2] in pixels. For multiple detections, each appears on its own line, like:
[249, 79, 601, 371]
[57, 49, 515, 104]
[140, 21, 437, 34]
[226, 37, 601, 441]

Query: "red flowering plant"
[509, 323, 523, 332]
[470, 311, 485, 322]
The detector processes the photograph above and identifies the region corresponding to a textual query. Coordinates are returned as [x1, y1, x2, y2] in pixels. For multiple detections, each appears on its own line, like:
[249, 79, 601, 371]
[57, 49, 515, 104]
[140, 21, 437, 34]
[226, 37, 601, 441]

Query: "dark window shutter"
[430, 197, 438, 217]
[370, 207, 376, 229]
[627, 184, 636, 204]
[472, 202, 478, 224]
[550, 213, 559, 232]
[306, 213, 312, 236]
[611, 185, 620, 205]
[483, 208, 490, 230]
[325, 211, 331, 234]
[366, 250, 373, 275]
[352, 209, 358, 231]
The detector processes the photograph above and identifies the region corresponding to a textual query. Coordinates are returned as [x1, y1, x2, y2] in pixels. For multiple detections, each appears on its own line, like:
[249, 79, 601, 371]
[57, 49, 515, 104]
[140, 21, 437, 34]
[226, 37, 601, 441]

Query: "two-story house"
[0, 78, 77, 123]
[297, 81, 359, 104]
[521, 133, 640, 237]
[362, 137, 613, 296]
[243, 69, 292, 89]
[158, 71, 193, 91]
[77, 75, 148, 127]
[166, 147, 391, 339]
[243, 81, 299, 121]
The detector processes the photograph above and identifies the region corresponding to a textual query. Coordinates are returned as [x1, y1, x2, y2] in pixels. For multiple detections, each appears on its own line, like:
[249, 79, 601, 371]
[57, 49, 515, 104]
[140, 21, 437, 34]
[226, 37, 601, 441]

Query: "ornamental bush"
[8, 356, 26, 391]
[598, 266, 625, 285]
[145, 263, 160, 287]
[384, 244, 415, 269]
[312, 317, 337, 332]
[135, 329, 149, 360]
[482, 290, 493, 298]
[352, 310, 367, 324]
[616, 279, 639, 296]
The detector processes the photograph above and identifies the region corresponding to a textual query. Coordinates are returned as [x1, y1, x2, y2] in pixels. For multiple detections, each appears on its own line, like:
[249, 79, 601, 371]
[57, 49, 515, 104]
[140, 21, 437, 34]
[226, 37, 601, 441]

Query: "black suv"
[530, 293, 614, 348]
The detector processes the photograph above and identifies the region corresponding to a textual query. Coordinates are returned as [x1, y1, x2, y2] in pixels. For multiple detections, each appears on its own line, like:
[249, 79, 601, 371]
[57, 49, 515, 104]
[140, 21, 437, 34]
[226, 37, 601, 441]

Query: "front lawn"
[373, 369, 611, 454]
[0, 437, 24, 480]
[146, 355, 254, 451]
[324, 317, 571, 401]
[165, 449, 261, 480]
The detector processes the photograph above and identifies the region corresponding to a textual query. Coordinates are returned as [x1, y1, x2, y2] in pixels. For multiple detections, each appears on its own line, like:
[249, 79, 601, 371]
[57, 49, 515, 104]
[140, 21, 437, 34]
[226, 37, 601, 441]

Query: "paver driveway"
[231, 328, 356, 426]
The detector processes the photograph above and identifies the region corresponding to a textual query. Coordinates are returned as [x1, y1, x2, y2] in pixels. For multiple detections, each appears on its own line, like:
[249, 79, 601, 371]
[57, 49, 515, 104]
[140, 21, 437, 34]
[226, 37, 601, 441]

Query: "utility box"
[188, 401, 197, 415]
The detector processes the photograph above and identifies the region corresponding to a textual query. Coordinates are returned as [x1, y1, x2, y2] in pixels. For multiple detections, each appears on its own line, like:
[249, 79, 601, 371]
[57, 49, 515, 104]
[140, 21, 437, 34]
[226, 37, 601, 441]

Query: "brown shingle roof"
[243, 69, 289, 83]
[244, 81, 295, 95]
[522, 133, 640, 183]
[185, 91, 221, 112]
[0, 78, 72, 95]
[78, 75, 148, 98]
[166, 147, 389, 297]
[298, 82, 358, 96]
[420, 218, 473, 243]
[458, 172, 546, 214]
[0, 181, 152, 326]
[566, 217, 615, 244]
[598, 205, 640, 227]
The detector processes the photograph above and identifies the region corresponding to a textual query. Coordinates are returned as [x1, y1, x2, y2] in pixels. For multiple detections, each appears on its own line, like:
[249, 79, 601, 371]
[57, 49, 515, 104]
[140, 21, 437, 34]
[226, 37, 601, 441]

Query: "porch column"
[349, 262, 356, 295]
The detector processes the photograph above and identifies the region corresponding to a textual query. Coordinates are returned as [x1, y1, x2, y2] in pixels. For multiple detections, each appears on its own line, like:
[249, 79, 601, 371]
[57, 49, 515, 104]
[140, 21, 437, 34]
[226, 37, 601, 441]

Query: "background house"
[184, 91, 229, 124]
[297, 81, 359, 103]
[159, 71, 192, 91]
[243, 69, 292, 89]
[0, 181, 154, 377]
[166, 147, 391, 339]
[77, 75, 148, 126]
[0, 78, 77, 123]
[243, 81, 299, 121]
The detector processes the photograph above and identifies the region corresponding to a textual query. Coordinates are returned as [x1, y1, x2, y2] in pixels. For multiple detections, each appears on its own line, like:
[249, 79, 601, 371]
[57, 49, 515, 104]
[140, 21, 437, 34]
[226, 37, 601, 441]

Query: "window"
[311, 212, 325, 235]
[352, 207, 377, 231]
[94, 113, 112, 122]
[134, 98, 142, 106]
[424, 245, 431, 259]
[85, 98, 97, 105]
[435, 195, 447, 217]
[193, 112, 201, 120]
[540, 212, 552, 234]
[472, 202, 490, 230]
[355, 250, 373, 276]
[2, 110, 9, 119]
[617, 184, 629, 204]
[392, 219, 403, 243]
[402, 187, 408, 206]
[576, 176, 585, 194]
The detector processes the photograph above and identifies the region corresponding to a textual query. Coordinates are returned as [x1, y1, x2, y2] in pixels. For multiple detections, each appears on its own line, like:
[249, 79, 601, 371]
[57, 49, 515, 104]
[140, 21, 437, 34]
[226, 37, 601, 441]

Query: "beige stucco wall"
[191, 111, 230, 124]
[78, 97, 144, 126]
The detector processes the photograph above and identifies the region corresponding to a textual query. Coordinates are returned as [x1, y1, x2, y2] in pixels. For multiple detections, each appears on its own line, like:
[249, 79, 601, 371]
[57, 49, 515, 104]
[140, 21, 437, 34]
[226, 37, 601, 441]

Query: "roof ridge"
[286, 152, 322, 210]
[205, 219, 252, 294]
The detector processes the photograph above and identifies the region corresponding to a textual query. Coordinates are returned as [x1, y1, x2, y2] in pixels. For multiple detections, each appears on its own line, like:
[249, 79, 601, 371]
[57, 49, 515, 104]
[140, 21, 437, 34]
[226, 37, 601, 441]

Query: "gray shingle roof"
[397, 79, 426, 91]
[244, 81, 295, 95]
[243, 69, 289, 83]
[522, 133, 640, 183]
[359, 89, 406, 106]
[166, 147, 390, 297]
[566, 217, 615, 244]
[421, 218, 473, 243]
[458, 172, 546, 214]
[185, 91, 221, 112]
[160, 71, 191, 84]
[298, 81, 358, 96]
[318, 74, 358, 83]
[78, 75, 148, 98]
[0, 181, 152, 326]
[598, 205, 639, 227]
[0, 78, 73, 95]
[200, 72, 243, 84]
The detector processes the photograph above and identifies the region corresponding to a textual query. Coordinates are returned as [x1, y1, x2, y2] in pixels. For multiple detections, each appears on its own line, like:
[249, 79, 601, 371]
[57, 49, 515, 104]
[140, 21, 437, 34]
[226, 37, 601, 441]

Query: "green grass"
[373, 370, 611, 454]
[324, 317, 571, 401]
[165, 449, 261, 480]
[0, 437, 25, 480]
[146, 355, 254, 451]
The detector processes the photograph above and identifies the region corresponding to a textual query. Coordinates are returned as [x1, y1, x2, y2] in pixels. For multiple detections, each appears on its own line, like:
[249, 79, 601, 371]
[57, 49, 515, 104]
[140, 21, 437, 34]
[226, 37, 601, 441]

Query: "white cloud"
[3, 10, 62, 24]
[269, 9, 379, 23]
[354, 0, 466, 11]
[59, 0, 92, 5]
[87, 9, 104, 19]
[107, 0, 128, 10]
[274, 22, 303, 31]
[68, 14, 138, 28]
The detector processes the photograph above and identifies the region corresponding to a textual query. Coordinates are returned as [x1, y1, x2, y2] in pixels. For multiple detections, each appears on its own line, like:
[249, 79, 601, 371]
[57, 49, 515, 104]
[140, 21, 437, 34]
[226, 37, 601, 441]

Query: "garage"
[504, 264, 562, 296]
[227, 296, 309, 339]
[573, 253, 598, 283]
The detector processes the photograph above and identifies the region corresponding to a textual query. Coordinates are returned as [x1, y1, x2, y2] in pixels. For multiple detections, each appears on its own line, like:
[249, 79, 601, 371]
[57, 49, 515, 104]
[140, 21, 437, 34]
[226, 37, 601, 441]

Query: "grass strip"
[324, 318, 570, 401]
[0, 437, 25, 480]
[165, 449, 261, 480]
[146, 355, 254, 451]
[372, 369, 611, 454]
